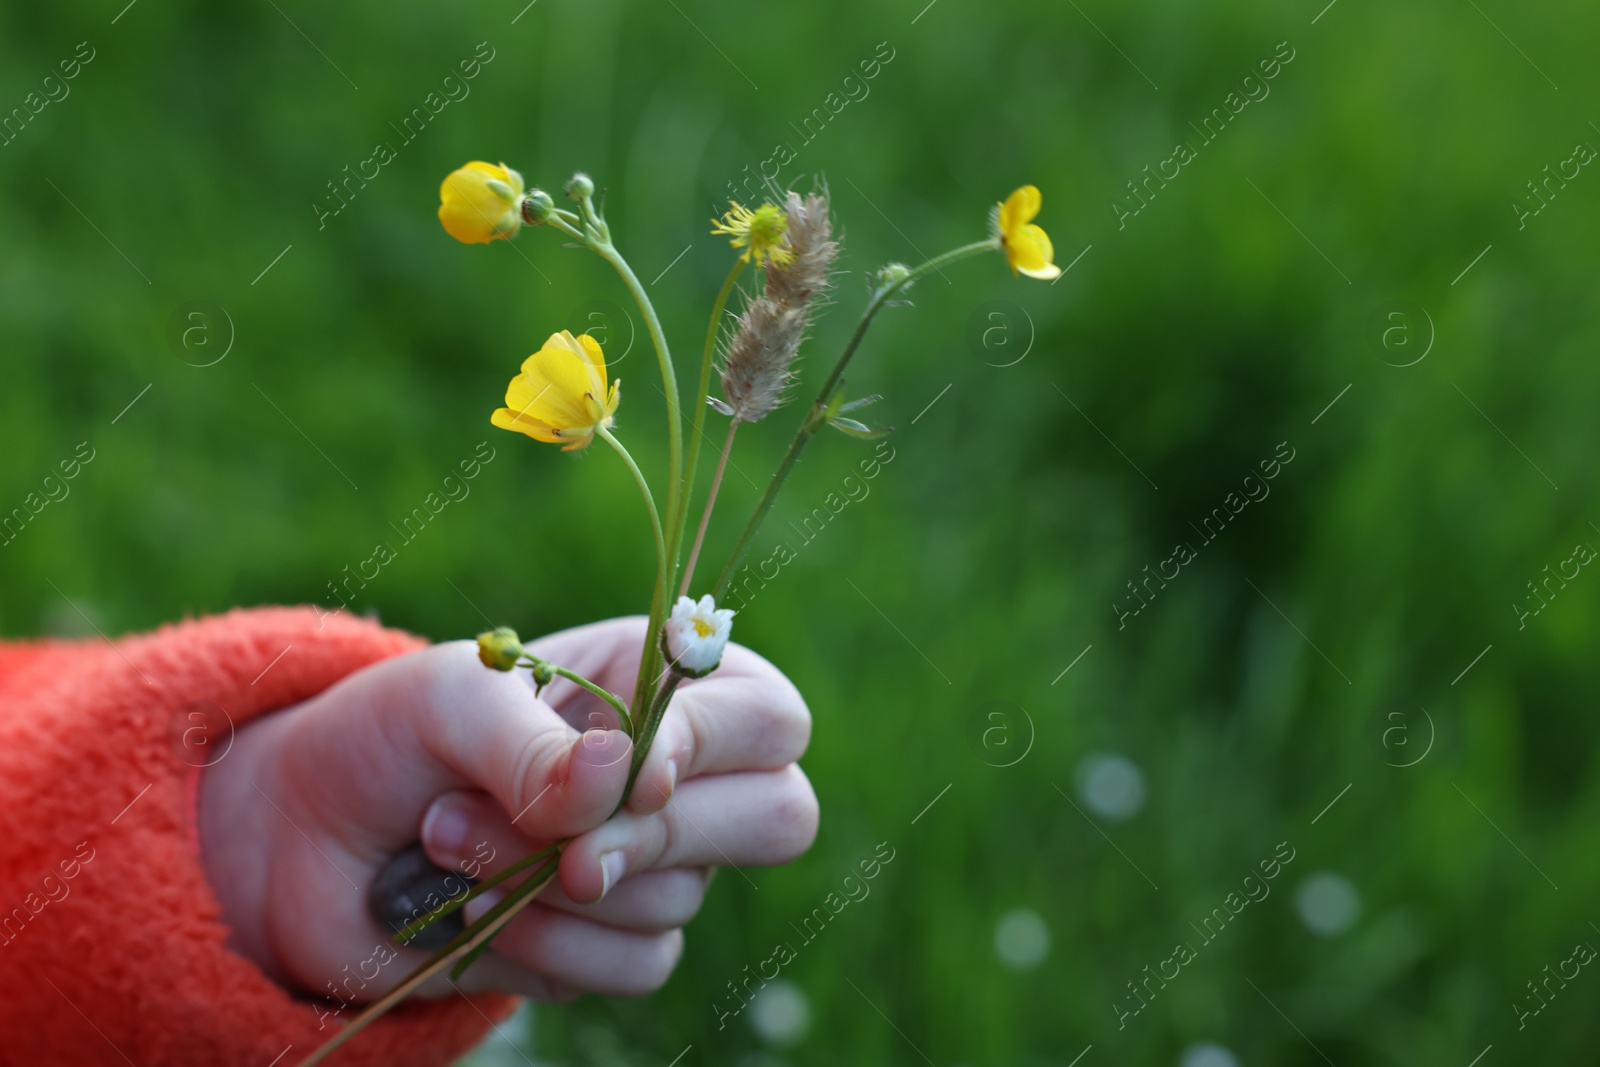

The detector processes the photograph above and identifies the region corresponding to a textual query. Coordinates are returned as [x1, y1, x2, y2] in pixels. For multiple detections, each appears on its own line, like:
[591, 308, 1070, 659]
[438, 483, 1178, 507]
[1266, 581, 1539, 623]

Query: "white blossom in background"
[1075, 751, 1147, 821]
[994, 908, 1050, 970]
[1296, 872, 1362, 936]
[749, 979, 810, 1048]
[1179, 1042, 1241, 1067]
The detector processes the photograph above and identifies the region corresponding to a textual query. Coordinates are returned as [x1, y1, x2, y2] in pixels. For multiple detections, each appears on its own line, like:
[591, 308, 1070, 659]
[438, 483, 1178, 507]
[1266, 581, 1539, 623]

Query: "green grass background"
[2, 0, 1598, 1063]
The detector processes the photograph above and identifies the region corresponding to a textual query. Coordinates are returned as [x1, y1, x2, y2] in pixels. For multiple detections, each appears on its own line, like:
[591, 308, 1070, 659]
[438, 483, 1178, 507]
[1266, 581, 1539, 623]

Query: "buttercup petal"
[1012, 223, 1061, 279]
[575, 333, 609, 394]
[491, 407, 564, 444]
[999, 185, 1042, 233]
[519, 349, 597, 426]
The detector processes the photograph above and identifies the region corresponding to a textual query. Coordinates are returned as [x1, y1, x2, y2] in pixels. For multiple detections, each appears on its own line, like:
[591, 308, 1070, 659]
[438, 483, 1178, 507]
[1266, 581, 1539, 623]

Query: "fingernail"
[665, 758, 679, 800]
[422, 795, 472, 860]
[576, 728, 630, 769]
[599, 850, 627, 899]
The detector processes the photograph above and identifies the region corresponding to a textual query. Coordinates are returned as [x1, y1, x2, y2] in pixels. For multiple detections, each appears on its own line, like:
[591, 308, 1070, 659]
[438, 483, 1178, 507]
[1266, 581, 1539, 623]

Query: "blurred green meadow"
[3, 0, 1599, 1063]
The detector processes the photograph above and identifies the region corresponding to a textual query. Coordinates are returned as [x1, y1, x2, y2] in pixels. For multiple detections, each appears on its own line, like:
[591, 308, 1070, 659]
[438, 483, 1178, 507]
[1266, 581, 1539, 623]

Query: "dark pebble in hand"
[367, 844, 475, 951]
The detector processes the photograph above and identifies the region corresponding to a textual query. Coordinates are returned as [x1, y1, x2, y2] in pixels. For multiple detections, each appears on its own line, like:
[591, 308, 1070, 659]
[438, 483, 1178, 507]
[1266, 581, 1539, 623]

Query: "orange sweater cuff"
[0, 607, 514, 1066]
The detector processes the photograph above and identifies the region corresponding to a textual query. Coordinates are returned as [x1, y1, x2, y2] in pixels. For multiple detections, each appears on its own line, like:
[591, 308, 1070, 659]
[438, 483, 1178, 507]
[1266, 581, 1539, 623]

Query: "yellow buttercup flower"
[491, 331, 620, 451]
[439, 161, 525, 245]
[711, 202, 794, 267]
[997, 185, 1061, 280]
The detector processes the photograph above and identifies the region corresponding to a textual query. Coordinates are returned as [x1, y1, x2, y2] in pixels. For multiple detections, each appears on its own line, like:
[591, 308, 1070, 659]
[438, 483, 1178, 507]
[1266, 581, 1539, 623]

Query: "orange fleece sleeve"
[0, 606, 514, 1066]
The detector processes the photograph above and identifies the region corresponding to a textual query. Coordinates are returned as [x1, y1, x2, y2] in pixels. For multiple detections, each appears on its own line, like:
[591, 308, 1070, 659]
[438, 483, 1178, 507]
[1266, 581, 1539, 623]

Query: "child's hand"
[198, 617, 817, 1004]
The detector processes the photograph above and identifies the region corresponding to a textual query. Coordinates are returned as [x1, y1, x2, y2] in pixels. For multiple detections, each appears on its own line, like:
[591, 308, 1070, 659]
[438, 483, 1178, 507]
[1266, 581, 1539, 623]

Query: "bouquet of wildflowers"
[303, 164, 1062, 1062]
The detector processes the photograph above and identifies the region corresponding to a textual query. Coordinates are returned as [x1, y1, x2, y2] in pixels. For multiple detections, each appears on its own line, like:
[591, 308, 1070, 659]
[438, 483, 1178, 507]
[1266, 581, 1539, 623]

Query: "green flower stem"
[678, 258, 745, 567]
[594, 422, 669, 733]
[634, 575, 667, 721]
[551, 209, 683, 724]
[712, 239, 999, 598]
[393, 841, 562, 943]
[595, 419, 670, 725]
[616, 670, 683, 817]
[598, 243, 684, 553]
[597, 427, 667, 598]
[447, 854, 559, 978]
[300, 847, 564, 1067]
[528, 659, 632, 736]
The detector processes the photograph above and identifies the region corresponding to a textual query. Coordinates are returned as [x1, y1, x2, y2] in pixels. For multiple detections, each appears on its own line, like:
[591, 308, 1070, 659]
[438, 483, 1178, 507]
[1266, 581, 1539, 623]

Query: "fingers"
[421, 789, 709, 931]
[625, 646, 811, 815]
[520, 619, 811, 817]
[536, 867, 708, 931]
[561, 765, 819, 904]
[457, 904, 686, 998]
[419, 764, 818, 914]
[388, 641, 633, 841]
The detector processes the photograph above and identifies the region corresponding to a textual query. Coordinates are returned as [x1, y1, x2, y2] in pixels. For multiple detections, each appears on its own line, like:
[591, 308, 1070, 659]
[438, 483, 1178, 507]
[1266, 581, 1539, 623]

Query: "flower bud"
[877, 262, 912, 288]
[529, 661, 556, 698]
[476, 627, 524, 671]
[521, 189, 555, 224]
[566, 172, 595, 200]
[438, 161, 525, 245]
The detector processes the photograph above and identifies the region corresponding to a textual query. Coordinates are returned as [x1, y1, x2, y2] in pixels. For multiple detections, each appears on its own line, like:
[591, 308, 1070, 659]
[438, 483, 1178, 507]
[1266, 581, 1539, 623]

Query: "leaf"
[828, 416, 893, 440]
[837, 394, 883, 414]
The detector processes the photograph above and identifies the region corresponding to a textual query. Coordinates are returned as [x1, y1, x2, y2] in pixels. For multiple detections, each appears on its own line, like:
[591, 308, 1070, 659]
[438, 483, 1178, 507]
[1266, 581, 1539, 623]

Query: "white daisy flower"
[663, 594, 735, 676]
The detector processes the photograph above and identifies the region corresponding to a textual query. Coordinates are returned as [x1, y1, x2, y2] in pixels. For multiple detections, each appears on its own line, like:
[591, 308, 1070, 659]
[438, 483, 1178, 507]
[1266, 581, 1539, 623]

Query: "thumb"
[389, 641, 633, 840]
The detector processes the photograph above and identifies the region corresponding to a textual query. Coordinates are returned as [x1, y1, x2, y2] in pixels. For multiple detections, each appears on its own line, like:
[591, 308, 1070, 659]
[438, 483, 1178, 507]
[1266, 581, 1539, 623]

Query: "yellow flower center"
[711, 201, 794, 266]
[748, 204, 787, 251]
[692, 617, 716, 638]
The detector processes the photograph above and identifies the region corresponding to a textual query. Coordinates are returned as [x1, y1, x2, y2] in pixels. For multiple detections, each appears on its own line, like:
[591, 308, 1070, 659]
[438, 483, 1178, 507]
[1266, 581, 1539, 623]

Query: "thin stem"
[636, 577, 666, 702]
[615, 671, 683, 816]
[536, 661, 632, 735]
[601, 419, 668, 729]
[393, 841, 562, 943]
[300, 846, 565, 1066]
[713, 240, 999, 597]
[681, 418, 739, 597]
[596, 244, 684, 585]
[598, 253, 683, 732]
[678, 258, 745, 578]
[597, 426, 667, 593]
[448, 854, 560, 979]
[546, 210, 682, 724]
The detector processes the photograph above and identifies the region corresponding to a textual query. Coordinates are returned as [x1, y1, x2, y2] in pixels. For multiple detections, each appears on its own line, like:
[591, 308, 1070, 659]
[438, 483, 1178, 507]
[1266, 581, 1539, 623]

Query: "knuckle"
[679, 699, 711, 770]
[414, 642, 482, 727]
[731, 645, 811, 748]
[769, 675, 812, 758]
[769, 765, 820, 857]
[680, 664, 811, 771]
[661, 868, 709, 926]
[639, 929, 685, 991]
[655, 804, 682, 869]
